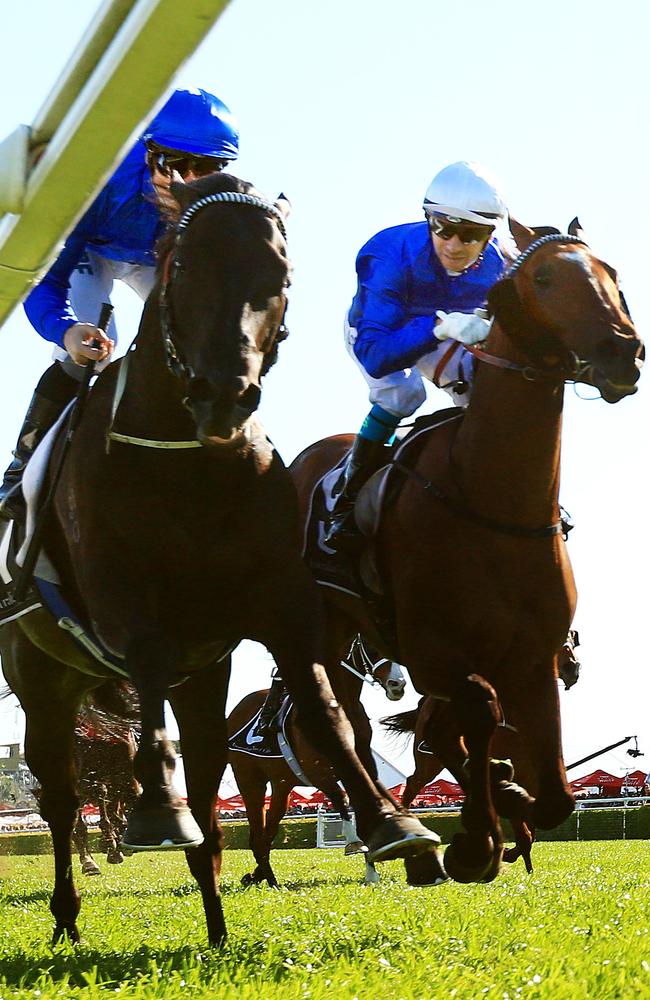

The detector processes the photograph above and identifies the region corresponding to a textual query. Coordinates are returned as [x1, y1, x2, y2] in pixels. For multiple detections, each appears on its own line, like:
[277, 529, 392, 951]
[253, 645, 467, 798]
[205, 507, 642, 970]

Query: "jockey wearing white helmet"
[325, 160, 510, 552]
[0, 88, 239, 522]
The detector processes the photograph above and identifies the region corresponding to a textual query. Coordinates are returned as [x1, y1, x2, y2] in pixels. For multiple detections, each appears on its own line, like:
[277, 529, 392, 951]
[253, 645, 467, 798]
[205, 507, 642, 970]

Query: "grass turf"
[0, 842, 648, 998]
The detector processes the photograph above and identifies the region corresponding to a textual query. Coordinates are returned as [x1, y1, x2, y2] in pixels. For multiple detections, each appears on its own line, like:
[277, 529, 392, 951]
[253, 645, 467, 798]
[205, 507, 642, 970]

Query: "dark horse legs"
[2, 633, 86, 942]
[168, 660, 232, 946]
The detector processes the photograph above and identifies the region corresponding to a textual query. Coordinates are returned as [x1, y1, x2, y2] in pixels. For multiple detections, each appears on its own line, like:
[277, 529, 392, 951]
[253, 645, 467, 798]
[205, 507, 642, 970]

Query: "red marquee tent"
[621, 770, 648, 788]
[414, 779, 464, 802]
[570, 769, 623, 792]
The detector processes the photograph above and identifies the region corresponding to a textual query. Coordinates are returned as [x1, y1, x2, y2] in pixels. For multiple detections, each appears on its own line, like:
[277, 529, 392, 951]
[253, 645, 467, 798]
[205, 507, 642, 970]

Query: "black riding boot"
[324, 435, 388, 552]
[0, 364, 78, 521]
[255, 676, 287, 737]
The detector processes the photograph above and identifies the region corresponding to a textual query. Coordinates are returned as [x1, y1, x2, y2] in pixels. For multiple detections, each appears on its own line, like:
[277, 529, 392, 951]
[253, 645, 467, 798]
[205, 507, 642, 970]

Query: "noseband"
[160, 192, 289, 381]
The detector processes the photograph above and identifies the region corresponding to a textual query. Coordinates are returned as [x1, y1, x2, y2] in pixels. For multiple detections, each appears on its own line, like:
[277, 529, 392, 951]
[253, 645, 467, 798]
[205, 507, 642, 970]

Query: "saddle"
[228, 695, 312, 784]
[302, 407, 465, 606]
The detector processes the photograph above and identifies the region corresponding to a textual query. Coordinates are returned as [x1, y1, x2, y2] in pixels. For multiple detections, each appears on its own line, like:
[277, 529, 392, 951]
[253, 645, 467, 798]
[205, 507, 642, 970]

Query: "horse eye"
[533, 266, 552, 288]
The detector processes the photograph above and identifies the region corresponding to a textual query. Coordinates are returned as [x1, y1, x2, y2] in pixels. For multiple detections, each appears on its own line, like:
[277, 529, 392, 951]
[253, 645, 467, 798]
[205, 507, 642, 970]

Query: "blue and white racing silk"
[349, 221, 507, 379]
[24, 141, 165, 349]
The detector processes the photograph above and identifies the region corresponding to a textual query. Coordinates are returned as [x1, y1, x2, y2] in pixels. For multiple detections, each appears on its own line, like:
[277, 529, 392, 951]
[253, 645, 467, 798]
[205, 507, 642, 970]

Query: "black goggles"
[148, 146, 227, 179]
[427, 214, 495, 245]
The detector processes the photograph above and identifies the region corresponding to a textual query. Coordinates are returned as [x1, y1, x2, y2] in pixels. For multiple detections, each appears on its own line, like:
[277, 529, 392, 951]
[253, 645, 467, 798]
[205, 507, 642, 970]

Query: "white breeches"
[344, 313, 473, 415]
[52, 250, 156, 374]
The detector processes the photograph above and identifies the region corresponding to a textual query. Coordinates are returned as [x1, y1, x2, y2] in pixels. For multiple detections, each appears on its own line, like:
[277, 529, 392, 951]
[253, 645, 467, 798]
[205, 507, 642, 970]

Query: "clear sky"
[0, 0, 648, 784]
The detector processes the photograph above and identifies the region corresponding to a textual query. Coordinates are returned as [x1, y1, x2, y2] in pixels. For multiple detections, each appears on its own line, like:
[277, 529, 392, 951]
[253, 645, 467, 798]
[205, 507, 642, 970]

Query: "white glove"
[434, 309, 490, 346]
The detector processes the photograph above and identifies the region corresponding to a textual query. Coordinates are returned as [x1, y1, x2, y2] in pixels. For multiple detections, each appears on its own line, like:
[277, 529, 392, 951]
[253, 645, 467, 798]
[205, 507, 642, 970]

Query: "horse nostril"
[238, 384, 261, 413]
[187, 377, 214, 404]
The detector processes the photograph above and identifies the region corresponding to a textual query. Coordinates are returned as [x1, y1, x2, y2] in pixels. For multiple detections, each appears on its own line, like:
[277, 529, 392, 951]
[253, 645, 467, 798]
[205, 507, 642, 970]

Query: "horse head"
[370, 658, 407, 701]
[160, 173, 292, 447]
[488, 219, 643, 403]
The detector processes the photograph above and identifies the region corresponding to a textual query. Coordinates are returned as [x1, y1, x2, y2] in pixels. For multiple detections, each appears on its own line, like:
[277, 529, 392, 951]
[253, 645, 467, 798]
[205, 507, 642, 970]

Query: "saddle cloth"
[228, 695, 311, 785]
[302, 407, 465, 598]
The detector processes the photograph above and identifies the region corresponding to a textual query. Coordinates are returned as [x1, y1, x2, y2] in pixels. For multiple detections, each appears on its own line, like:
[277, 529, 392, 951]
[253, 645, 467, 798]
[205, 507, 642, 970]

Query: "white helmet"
[423, 161, 507, 226]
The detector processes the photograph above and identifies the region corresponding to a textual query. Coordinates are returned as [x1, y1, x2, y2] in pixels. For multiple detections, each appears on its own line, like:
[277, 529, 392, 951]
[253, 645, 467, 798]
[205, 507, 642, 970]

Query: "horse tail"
[381, 708, 419, 735]
[0, 685, 15, 702]
[87, 679, 140, 726]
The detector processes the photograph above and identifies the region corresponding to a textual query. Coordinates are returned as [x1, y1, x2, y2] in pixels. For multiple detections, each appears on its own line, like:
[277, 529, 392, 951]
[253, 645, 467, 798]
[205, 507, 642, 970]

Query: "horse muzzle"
[186, 379, 262, 447]
[588, 332, 644, 403]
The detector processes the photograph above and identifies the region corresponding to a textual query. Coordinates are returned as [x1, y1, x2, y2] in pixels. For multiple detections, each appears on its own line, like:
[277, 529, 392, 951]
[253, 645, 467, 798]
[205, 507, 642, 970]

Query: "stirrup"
[324, 507, 363, 553]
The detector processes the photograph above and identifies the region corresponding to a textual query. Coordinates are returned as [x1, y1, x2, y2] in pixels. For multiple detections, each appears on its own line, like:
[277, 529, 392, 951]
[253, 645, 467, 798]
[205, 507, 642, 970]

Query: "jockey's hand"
[434, 309, 490, 346]
[63, 323, 115, 366]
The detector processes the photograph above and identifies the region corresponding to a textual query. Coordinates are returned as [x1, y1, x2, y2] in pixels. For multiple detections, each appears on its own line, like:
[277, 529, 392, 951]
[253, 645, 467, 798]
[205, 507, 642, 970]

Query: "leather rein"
[106, 192, 288, 451]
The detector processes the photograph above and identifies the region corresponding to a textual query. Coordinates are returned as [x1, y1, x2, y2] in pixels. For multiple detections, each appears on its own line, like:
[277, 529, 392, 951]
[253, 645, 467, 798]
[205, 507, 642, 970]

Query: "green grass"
[0, 843, 649, 998]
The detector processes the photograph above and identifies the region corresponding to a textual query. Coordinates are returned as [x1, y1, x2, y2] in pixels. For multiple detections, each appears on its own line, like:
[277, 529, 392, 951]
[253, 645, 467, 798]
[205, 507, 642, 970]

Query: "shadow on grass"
[0, 943, 217, 989]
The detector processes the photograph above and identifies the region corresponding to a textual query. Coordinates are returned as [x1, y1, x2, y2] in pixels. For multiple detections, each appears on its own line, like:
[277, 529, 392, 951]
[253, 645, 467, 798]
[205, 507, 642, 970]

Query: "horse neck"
[118, 297, 198, 440]
[451, 323, 565, 526]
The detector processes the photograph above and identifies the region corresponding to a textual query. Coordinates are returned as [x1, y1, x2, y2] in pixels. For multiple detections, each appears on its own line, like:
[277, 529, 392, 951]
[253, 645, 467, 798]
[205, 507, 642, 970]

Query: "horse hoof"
[121, 803, 203, 851]
[404, 848, 449, 886]
[443, 836, 497, 884]
[344, 840, 368, 856]
[106, 850, 125, 865]
[81, 861, 101, 876]
[241, 872, 256, 887]
[366, 813, 440, 863]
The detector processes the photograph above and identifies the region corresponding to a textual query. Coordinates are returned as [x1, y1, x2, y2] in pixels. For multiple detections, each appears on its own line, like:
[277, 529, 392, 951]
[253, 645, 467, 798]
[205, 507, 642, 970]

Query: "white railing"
[0, 0, 232, 327]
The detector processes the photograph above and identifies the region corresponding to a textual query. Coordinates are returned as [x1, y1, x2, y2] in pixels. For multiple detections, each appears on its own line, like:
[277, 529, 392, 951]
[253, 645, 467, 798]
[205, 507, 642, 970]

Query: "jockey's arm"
[23, 195, 106, 349]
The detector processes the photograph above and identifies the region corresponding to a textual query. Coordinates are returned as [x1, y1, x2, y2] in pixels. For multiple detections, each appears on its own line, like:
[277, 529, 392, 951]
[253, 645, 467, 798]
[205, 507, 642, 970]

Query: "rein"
[106, 191, 288, 451]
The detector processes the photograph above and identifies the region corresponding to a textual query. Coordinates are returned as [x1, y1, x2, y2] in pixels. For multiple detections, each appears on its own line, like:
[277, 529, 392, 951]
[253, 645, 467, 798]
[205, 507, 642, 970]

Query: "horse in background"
[72, 681, 140, 875]
[291, 219, 642, 885]
[227, 639, 410, 888]
[0, 173, 435, 946]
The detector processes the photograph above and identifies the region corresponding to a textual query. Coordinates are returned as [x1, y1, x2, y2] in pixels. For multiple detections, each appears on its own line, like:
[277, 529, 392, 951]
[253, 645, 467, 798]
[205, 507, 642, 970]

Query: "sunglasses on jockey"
[146, 143, 228, 179]
[427, 213, 495, 245]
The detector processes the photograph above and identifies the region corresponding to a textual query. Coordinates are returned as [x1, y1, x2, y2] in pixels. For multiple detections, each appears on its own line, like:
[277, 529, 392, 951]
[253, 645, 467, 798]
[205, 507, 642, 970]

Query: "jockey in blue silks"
[0, 88, 239, 520]
[325, 160, 511, 551]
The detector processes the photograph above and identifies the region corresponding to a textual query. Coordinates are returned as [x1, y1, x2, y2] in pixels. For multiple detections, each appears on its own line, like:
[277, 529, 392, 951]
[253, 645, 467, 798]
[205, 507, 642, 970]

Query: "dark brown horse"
[227, 646, 409, 889]
[290, 221, 643, 885]
[0, 173, 435, 945]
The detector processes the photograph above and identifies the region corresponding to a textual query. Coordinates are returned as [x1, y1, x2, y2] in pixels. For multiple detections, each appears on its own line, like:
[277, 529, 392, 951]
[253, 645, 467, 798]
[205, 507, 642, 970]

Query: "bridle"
[160, 192, 289, 382]
[106, 191, 289, 452]
[467, 233, 593, 384]
[339, 635, 396, 690]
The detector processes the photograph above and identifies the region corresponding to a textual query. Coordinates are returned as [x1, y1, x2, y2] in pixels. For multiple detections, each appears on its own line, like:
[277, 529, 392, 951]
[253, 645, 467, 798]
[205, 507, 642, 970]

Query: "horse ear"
[508, 217, 537, 251]
[169, 181, 194, 211]
[274, 193, 291, 220]
[568, 216, 586, 240]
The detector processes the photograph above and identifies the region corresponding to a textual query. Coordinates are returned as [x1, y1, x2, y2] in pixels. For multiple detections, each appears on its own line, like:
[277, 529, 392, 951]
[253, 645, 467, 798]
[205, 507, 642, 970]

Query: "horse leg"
[443, 673, 504, 884]
[6, 646, 88, 943]
[73, 812, 101, 876]
[257, 779, 293, 887]
[168, 661, 231, 947]
[501, 664, 574, 831]
[265, 591, 439, 861]
[236, 765, 281, 888]
[502, 821, 535, 874]
[123, 633, 203, 851]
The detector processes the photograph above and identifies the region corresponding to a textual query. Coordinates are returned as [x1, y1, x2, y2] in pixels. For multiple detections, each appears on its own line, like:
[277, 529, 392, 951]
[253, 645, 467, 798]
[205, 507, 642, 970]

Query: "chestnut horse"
[0, 174, 435, 946]
[290, 221, 643, 885]
[227, 644, 408, 888]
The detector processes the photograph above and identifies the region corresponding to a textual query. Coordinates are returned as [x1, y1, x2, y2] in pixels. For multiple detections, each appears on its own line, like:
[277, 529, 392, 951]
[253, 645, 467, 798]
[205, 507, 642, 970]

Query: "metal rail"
[0, 0, 232, 327]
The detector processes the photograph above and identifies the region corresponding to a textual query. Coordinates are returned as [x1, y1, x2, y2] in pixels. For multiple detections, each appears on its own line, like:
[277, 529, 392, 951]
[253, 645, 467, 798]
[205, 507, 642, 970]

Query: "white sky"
[0, 0, 649, 784]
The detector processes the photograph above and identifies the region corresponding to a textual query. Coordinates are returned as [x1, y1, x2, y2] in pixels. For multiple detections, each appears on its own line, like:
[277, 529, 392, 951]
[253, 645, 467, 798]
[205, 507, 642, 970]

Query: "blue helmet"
[142, 88, 239, 160]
